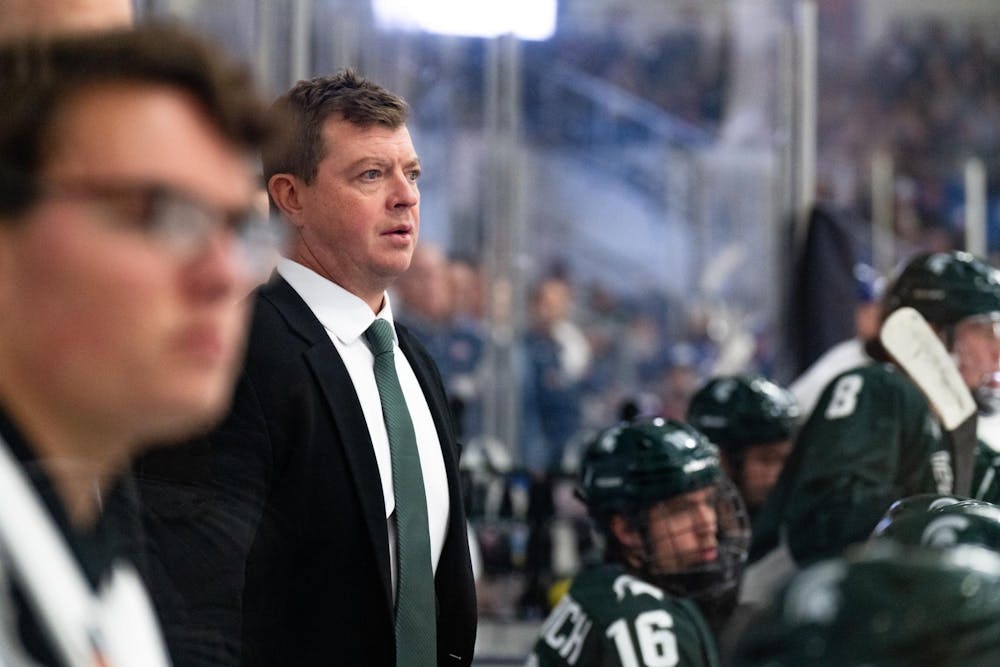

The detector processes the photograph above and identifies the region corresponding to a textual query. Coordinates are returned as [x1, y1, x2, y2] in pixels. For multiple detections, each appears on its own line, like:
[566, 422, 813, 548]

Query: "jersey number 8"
[825, 374, 864, 420]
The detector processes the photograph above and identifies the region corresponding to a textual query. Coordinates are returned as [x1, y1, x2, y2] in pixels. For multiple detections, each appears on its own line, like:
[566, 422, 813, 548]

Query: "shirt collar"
[276, 258, 397, 345]
[0, 402, 124, 591]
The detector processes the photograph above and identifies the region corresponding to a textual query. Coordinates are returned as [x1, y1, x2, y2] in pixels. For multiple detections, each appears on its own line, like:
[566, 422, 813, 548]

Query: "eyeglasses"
[35, 179, 283, 279]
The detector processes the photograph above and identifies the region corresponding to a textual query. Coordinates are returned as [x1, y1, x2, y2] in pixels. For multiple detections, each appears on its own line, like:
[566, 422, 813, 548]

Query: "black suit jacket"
[138, 276, 477, 666]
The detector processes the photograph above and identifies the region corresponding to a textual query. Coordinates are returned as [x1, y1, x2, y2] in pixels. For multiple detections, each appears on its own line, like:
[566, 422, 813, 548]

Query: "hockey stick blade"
[880, 306, 978, 495]
[880, 307, 976, 429]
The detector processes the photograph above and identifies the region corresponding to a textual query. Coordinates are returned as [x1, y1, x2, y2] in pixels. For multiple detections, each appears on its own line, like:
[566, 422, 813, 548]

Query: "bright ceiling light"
[372, 0, 557, 40]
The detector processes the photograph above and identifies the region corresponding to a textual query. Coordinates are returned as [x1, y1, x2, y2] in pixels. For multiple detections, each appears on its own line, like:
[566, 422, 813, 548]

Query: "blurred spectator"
[821, 18, 1000, 253]
[520, 274, 591, 476]
[657, 349, 703, 421]
[449, 255, 485, 322]
[395, 244, 485, 439]
[518, 273, 591, 617]
[395, 243, 452, 334]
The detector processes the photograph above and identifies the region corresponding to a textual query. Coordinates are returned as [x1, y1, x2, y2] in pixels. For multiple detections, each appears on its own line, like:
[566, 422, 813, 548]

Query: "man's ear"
[268, 173, 305, 227]
[610, 514, 642, 551]
[720, 454, 737, 482]
[0, 224, 19, 306]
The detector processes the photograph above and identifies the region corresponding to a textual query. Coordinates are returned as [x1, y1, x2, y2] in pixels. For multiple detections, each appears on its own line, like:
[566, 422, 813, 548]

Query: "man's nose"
[183, 229, 251, 300]
[694, 503, 717, 534]
[989, 340, 1000, 369]
[388, 170, 419, 209]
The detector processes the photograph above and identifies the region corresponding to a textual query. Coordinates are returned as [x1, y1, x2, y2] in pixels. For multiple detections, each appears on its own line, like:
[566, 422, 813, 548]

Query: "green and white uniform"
[972, 441, 1000, 503]
[528, 564, 719, 667]
[754, 363, 950, 566]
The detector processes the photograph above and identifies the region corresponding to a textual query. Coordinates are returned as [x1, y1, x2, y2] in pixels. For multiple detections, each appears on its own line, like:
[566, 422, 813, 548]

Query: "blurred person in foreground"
[138, 69, 476, 666]
[726, 495, 1000, 665]
[870, 494, 1000, 551]
[686, 375, 799, 518]
[0, 0, 132, 39]
[732, 541, 1000, 666]
[527, 418, 750, 666]
[0, 24, 269, 666]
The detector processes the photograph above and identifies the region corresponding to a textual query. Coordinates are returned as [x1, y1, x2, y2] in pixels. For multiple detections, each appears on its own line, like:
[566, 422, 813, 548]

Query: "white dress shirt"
[277, 259, 450, 595]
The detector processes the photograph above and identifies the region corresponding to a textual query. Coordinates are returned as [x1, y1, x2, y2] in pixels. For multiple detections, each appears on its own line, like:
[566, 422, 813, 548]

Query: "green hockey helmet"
[733, 541, 1000, 666]
[873, 498, 1000, 552]
[871, 493, 969, 536]
[577, 418, 721, 520]
[578, 418, 750, 634]
[686, 375, 799, 452]
[882, 251, 1000, 326]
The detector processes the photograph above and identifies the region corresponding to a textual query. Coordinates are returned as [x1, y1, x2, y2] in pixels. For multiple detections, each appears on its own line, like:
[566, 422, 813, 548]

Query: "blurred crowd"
[820, 19, 1000, 257]
[392, 15, 1000, 620]
[391, 244, 758, 619]
[8, 4, 1000, 665]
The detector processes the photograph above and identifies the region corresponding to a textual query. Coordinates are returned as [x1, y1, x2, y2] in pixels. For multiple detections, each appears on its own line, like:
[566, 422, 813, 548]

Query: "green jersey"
[527, 564, 719, 667]
[972, 441, 1000, 503]
[754, 363, 950, 565]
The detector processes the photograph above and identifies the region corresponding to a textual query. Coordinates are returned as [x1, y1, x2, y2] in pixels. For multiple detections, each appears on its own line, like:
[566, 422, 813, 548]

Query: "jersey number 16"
[606, 610, 678, 667]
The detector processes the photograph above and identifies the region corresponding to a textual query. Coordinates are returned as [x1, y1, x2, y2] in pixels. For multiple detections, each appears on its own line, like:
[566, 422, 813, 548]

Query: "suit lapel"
[261, 277, 394, 612]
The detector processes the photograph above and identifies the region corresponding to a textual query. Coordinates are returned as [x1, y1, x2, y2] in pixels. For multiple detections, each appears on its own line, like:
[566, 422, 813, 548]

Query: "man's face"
[953, 314, 1000, 409]
[531, 279, 572, 330]
[645, 486, 719, 573]
[290, 117, 420, 308]
[0, 82, 256, 446]
[398, 244, 450, 323]
[738, 439, 793, 509]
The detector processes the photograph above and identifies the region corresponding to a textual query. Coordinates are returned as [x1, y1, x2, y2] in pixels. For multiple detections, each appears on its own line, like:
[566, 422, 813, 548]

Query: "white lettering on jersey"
[824, 374, 864, 419]
[541, 594, 593, 665]
[607, 610, 679, 667]
[612, 574, 664, 602]
[975, 455, 1000, 499]
[921, 515, 970, 547]
[931, 450, 953, 494]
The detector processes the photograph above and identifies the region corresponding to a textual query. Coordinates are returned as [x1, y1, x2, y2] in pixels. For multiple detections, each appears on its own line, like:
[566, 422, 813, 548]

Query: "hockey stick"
[880, 307, 978, 495]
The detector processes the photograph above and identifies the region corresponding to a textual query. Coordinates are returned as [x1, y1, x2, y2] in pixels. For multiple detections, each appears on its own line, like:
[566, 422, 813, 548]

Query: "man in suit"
[139, 69, 477, 666]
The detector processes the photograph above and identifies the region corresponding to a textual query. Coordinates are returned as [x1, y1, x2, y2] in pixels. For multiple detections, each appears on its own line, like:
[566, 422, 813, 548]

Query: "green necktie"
[364, 318, 437, 666]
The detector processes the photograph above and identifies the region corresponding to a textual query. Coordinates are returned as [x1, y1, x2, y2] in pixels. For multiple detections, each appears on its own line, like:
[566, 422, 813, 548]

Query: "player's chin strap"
[0, 435, 171, 667]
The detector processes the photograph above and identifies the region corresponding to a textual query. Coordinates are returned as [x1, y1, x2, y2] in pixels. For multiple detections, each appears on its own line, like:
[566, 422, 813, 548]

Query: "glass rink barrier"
[127, 1, 1000, 664]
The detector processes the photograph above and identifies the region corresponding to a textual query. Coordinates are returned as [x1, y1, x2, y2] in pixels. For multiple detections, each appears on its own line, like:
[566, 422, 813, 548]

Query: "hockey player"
[732, 541, 1000, 666]
[527, 418, 750, 666]
[752, 251, 1000, 569]
[686, 375, 799, 517]
[870, 495, 1000, 551]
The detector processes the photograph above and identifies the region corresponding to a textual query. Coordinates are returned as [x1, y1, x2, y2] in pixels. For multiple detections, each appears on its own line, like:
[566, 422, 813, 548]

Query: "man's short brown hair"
[262, 69, 409, 186]
[0, 22, 270, 217]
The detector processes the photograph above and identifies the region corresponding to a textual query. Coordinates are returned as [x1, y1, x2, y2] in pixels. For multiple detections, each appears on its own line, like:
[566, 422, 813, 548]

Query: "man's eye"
[361, 169, 382, 180]
[408, 170, 421, 182]
[111, 191, 160, 231]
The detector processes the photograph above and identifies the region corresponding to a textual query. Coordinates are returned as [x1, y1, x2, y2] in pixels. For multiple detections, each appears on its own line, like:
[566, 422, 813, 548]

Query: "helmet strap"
[943, 323, 956, 351]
